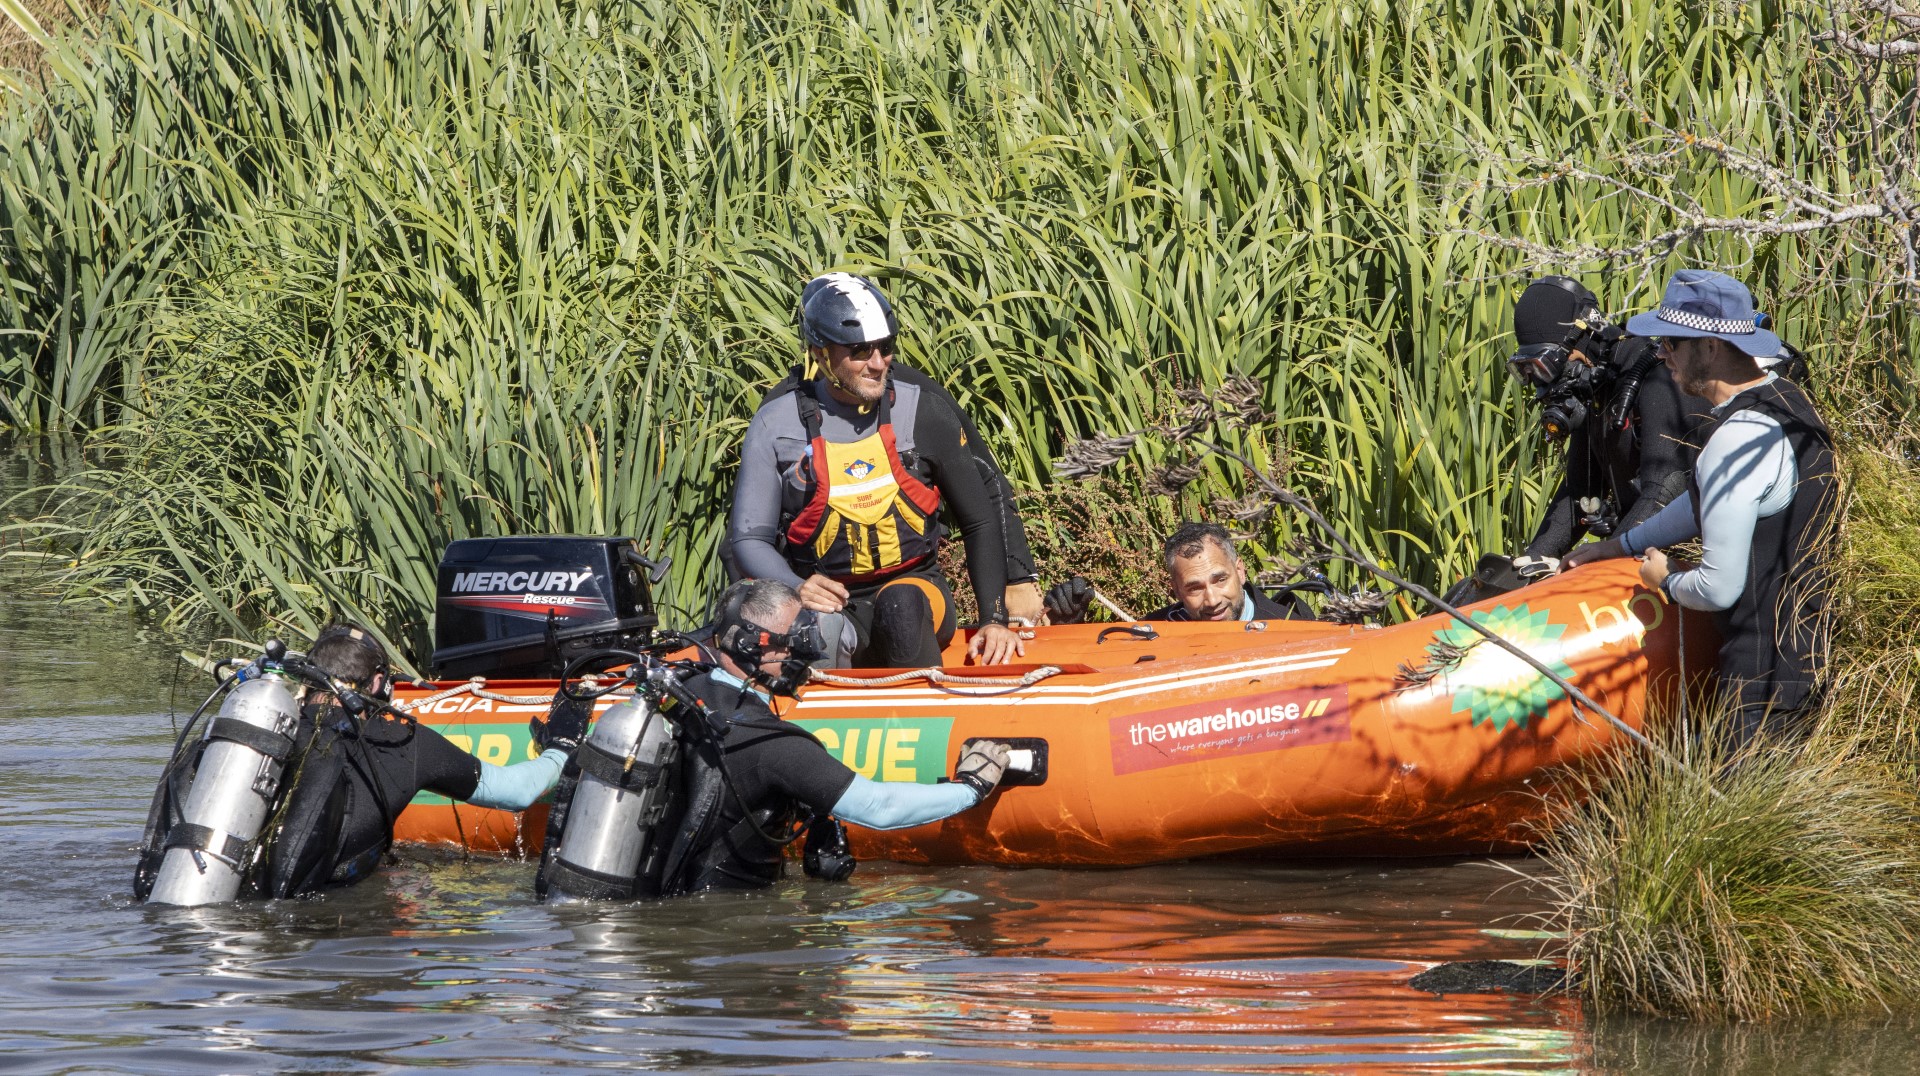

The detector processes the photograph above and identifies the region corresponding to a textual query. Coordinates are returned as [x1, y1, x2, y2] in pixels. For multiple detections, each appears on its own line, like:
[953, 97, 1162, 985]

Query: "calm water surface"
[3, 442, 1916, 1074]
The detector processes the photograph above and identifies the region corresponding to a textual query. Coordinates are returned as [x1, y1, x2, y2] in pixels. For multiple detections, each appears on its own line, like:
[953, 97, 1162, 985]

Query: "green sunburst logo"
[1425, 604, 1573, 732]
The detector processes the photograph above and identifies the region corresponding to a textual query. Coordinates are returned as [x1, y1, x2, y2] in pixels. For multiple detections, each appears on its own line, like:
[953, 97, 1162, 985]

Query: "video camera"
[1507, 310, 1624, 441]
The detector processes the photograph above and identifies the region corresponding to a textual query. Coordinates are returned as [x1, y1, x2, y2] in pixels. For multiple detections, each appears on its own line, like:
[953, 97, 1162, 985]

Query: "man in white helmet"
[728, 273, 1028, 668]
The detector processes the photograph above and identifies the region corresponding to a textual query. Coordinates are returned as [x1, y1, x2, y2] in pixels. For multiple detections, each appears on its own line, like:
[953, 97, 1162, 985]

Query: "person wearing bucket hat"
[1442, 276, 1713, 607]
[1566, 270, 1838, 742]
[729, 273, 1029, 670]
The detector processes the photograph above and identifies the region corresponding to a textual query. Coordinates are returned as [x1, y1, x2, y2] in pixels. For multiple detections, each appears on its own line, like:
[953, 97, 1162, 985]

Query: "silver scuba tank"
[544, 694, 678, 903]
[147, 674, 302, 906]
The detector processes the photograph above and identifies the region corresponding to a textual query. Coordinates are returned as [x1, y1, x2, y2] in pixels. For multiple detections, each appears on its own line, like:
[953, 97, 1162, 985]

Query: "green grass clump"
[1538, 719, 1920, 1022]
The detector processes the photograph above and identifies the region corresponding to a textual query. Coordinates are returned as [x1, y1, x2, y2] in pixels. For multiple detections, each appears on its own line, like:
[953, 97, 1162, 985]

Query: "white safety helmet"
[797, 273, 898, 350]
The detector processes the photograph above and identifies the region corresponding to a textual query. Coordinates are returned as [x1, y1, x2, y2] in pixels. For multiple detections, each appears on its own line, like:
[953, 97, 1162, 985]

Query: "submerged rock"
[1408, 959, 1565, 996]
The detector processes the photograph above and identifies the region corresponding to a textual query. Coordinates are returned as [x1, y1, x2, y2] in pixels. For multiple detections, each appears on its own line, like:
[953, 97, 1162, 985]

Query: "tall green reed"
[3, 0, 1912, 659]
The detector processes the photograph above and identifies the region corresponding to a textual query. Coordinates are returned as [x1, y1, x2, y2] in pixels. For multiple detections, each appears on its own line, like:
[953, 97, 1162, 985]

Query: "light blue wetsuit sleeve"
[830, 774, 980, 830]
[728, 410, 809, 587]
[1619, 492, 1700, 556]
[467, 748, 568, 810]
[1662, 409, 1796, 612]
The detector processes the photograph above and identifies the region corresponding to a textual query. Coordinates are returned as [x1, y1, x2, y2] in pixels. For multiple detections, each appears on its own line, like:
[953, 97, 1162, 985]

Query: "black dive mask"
[1506, 341, 1569, 387]
[718, 607, 826, 697]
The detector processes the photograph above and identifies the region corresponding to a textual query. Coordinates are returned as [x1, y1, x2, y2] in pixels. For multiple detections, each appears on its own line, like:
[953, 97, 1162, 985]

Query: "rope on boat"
[390, 676, 585, 711]
[808, 664, 1064, 693]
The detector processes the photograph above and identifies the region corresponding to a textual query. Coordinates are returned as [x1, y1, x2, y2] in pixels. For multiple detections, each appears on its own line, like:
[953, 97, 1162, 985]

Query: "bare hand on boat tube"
[952, 739, 1012, 802]
[797, 573, 850, 613]
[967, 622, 1026, 666]
[1562, 536, 1629, 569]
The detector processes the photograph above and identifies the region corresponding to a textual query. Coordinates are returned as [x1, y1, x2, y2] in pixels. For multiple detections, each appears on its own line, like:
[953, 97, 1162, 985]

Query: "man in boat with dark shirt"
[1041, 522, 1316, 624]
[728, 272, 1027, 668]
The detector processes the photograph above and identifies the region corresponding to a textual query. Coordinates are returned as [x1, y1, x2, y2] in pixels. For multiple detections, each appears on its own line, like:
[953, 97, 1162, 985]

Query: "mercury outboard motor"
[146, 658, 302, 907]
[430, 535, 665, 680]
[537, 684, 680, 903]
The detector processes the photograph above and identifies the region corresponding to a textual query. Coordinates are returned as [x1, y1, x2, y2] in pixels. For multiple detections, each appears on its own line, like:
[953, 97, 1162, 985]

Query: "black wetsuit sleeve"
[413, 723, 484, 803]
[916, 396, 1011, 624]
[893, 366, 1037, 582]
[737, 730, 858, 815]
[1524, 408, 1612, 562]
[1616, 366, 1701, 535]
[1522, 472, 1583, 559]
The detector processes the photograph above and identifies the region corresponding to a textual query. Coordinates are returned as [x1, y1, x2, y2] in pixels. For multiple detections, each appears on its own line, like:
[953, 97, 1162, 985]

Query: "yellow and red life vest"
[783, 385, 942, 583]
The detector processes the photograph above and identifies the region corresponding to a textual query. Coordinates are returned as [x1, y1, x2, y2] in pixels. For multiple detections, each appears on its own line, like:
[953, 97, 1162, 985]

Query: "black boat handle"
[1096, 625, 1159, 643]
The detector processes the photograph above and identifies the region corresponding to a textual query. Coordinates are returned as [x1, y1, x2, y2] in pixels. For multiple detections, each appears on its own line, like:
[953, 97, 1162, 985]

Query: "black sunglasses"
[848, 337, 896, 364]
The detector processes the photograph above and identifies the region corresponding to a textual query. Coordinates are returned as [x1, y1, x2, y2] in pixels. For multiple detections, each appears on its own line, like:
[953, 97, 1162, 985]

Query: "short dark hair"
[308, 623, 390, 688]
[1163, 522, 1237, 572]
[713, 578, 800, 629]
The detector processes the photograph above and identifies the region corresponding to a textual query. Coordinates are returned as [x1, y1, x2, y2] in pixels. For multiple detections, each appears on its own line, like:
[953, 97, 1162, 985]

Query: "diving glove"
[532, 689, 593, 753]
[1042, 576, 1095, 625]
[952, 739, 1012, 803]
[1512, 555, 1561, 581]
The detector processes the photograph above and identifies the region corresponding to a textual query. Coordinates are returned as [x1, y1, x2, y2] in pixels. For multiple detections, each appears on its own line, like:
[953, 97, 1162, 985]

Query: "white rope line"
[808, 665, 1063, 690]
[393, 666, 1063, 709]
[390, 675, 591, 711]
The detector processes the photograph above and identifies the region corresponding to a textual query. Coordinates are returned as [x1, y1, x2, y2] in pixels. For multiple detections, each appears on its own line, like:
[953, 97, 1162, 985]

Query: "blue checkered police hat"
[1625, 269, 1782, 358]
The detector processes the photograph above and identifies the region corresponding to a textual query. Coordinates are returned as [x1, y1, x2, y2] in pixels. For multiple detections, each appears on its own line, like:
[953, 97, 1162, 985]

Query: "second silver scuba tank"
[541, 694, 678, 903]
[147, 674, 302, 906]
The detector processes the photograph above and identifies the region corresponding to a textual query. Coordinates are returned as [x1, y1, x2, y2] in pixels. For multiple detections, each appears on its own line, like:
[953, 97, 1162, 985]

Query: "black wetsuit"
[652, 671, 857, 895]
[259, 703, 485, 897]
[1147, 584, 1315, 622]
[1523, 337, 1713, 559]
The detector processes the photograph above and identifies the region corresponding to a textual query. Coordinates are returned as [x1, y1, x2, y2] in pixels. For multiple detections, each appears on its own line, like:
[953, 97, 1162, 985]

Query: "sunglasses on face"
[847, 337, 896, 364]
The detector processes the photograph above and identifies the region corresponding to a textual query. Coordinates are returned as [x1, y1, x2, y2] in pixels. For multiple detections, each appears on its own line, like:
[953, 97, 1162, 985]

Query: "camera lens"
[1541, 397, 1588, 439]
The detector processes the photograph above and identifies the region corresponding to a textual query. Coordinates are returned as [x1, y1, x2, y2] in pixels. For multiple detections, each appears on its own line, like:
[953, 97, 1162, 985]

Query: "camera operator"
[1446, 276, 1712, 604]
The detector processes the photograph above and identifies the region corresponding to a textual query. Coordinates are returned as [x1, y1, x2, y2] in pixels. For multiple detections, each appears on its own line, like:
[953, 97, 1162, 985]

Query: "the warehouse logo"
[1111, 687, 1350, 775]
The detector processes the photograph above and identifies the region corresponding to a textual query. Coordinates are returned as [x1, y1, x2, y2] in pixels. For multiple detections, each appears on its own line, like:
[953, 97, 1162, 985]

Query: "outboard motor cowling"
[147, 674, 301, 906]
[538, 695, 679, 903]
[430, 536, 660, 680]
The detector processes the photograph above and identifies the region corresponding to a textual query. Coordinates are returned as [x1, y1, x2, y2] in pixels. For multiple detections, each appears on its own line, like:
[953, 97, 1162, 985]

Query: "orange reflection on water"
[812, 876, 1582, 1072]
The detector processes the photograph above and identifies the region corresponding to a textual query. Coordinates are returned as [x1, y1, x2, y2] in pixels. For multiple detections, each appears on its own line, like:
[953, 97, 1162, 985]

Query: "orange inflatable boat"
[391, 560, 1709, 865]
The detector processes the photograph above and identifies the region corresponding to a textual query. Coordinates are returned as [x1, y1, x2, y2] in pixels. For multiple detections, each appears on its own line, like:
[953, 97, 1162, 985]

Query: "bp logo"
[842, 458, 877, 480]
[1422, 604, 1573, 732]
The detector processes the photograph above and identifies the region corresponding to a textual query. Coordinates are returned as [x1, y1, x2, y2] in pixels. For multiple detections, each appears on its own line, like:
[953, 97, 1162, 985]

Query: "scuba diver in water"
[1040, 522, 1318, 624]
[539, 578, 1013, 900]
[728, 273, 1032, 668]
[137, 623, 586, 905]
[1445, 276, 1714, 604]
